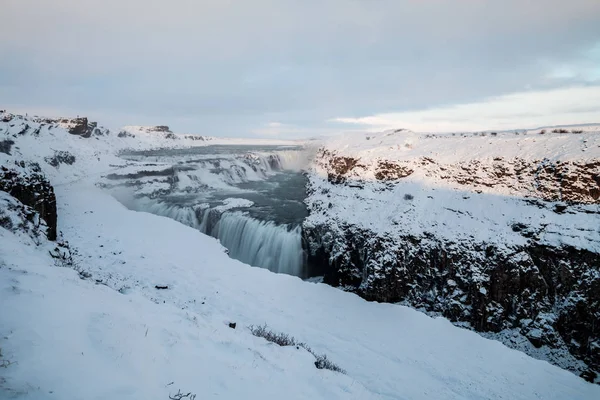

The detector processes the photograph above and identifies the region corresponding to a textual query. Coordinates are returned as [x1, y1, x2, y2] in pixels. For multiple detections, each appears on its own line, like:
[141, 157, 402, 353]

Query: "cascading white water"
[123, 198, 201, 229]
[209, 212, 304, 276]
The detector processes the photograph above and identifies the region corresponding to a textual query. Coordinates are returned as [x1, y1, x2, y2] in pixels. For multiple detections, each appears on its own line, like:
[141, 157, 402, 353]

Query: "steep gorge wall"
[303, 145, 600, 379]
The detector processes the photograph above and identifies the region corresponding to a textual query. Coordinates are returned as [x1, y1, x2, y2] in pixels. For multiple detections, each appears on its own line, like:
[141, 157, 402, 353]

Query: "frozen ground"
[2, 185, 599, 399]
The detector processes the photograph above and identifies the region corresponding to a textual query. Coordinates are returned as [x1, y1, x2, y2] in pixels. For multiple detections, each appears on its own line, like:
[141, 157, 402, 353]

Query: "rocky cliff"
[303, 128, 600, 380]
[0, 162, 57, 241]
[33, 116, 105, 138]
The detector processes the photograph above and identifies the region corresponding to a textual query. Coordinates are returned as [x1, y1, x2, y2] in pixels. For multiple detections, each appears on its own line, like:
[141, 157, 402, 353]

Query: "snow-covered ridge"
[317, 128, 600, 201]
[122, 125, 173, 134]
[0, 111, 305, 183]
[327, 127, 600, 162]
[121, 124, 212, 141]
[308, 128, 600, 251]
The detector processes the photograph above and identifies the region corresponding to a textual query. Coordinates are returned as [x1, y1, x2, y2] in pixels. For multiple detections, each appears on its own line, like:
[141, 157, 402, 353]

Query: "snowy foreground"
[1, 113, 599, 399]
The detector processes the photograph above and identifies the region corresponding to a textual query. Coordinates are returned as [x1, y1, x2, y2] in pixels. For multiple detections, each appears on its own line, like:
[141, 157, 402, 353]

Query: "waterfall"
[125, 198, 305, 277]
[173, 150, 310, 191]
[206, 211, 305, 276]
[123, 197, 202, 229]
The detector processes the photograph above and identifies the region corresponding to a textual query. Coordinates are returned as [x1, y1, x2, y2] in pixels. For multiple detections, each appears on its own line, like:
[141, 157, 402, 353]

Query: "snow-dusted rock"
[0, 162, 57, 240]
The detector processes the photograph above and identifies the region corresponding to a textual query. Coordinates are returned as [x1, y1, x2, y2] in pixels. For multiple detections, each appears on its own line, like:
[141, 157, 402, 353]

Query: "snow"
[306, 127, 600, 253]
[2, 185, 599, 399]
[325, 128, 600, 166]
[214, 198, 255, 211]
[1, 111, 600, 399]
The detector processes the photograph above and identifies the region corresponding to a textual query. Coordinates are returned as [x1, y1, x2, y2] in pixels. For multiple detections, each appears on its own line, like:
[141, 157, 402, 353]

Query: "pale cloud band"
[332, 86, 600, 132]
[1, 1, 599, 136]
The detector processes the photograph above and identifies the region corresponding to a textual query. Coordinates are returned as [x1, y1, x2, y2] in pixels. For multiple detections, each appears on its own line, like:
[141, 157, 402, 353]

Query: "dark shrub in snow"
[248, 324, 346, 373]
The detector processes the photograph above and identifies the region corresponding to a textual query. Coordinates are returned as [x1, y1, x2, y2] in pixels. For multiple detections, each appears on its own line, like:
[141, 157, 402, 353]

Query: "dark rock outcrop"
[428, 158, 600, 204]
[0, 191, 50, 244]
[118, 130, 135, 138]
[0, 162, 57, 240]
[36, 117, 96, 138]
[45, 150, 76, 168]
[65, 117, 91, 137]
[375, 161, 414, 181]
[0, 139, 14, 155]
[147, 126, 171, 133]
[183, 135, 206, 141]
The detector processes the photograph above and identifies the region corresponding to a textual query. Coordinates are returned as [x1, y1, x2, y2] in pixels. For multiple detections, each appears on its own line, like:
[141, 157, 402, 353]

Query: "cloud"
[332, 85, 600, 132]
[543, 43, 600, 83]
[1, 1, 599, 136]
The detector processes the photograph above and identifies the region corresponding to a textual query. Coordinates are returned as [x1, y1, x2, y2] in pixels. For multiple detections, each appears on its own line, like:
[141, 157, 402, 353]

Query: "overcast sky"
[1, 0, 599, 137]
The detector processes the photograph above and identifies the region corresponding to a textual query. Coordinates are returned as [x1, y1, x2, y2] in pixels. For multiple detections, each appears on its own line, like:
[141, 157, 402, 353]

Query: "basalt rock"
[0, 191, 49, 244]
[45, 150, 76, 168]
[147, 125, 171, 133]
[375, 161, 414, 181]
[0, 162, 57, 240]
[428, 158, 600, 204]
[303, 222, 600, 373]
[36, 117, 96, 138]
[0, 139, 14, 155]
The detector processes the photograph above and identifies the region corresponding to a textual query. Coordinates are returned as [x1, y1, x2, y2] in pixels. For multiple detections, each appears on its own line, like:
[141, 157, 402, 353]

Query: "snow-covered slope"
[2, 185, 599, 399]
[1, 111, 599, 398]
[304, 127, 600, 377]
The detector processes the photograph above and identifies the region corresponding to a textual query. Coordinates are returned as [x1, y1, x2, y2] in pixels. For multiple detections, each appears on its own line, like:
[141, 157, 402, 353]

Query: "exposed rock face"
[304, 132, 600, 377]
[0, 139, 14, 155]
[45, 150, 76, 168]
[427, 158, 600, 204]
[0, 162, 57, 241]
[118, 130, 136, 138]
[147, 125, 171, 133]
[183, 134, 206, 141]
[0, 191, 49, 244]
[34, 117, 102, 138]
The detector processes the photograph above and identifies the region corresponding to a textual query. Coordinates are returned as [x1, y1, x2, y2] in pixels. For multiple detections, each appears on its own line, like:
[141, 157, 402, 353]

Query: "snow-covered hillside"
[304, 127, 600, 377]
[1, 111, 599, 399]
